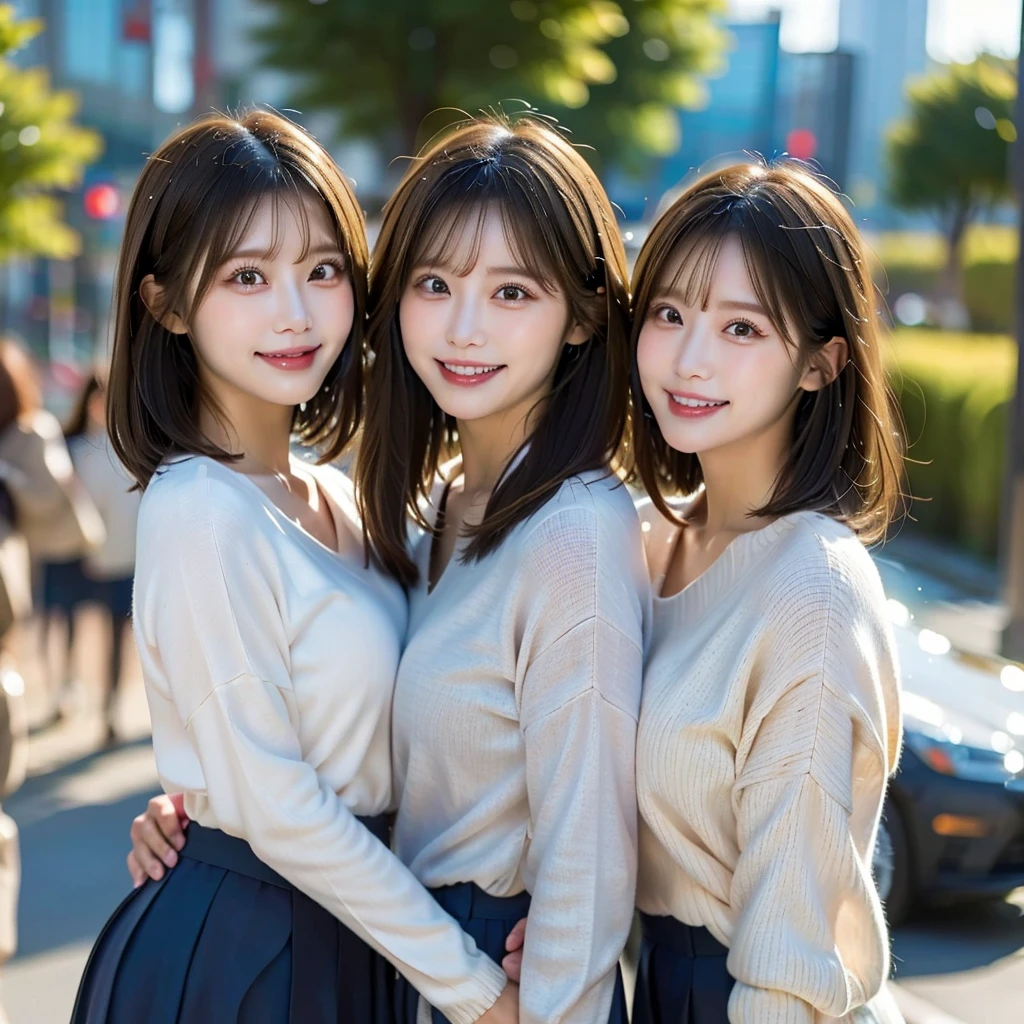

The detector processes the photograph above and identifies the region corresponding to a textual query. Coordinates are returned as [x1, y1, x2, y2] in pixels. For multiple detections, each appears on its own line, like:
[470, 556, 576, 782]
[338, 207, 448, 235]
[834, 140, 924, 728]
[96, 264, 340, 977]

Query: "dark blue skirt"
[632, 913, 734, 1024]
[395, 881, 628, 1024]
[72, 816, 395, 1024]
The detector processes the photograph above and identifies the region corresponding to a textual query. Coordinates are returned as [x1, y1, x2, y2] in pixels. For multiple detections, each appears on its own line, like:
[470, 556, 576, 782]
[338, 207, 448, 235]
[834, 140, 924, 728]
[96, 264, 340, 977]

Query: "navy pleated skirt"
[395, 881, 628, 1024]
[72, 816, 395, 1024]
[631, 912, 735, 1024]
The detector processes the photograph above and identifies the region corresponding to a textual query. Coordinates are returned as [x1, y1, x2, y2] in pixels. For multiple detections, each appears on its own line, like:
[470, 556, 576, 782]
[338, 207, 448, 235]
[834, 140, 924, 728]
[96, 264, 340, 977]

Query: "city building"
[837, 0, 929, 225]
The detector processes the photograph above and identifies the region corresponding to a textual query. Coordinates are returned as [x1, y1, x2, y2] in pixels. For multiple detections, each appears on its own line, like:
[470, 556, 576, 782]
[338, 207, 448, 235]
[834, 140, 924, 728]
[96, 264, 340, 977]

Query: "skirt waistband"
[639, 912, 729, 958]
[429, 881, 531, 922]
[181, 813, 392, 889]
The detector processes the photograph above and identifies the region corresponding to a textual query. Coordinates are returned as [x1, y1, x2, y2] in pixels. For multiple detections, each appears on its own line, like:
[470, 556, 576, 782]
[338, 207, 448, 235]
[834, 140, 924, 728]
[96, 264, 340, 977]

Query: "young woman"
[629, 161, 904, 1023]
[356, 116, 648, 1024]
[72, 110, 516, 1024]
[63, 374, 142, 744]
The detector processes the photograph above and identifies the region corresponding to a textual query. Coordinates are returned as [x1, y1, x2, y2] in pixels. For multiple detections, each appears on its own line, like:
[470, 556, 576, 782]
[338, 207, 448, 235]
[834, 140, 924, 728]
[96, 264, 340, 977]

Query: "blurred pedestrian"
[0, 336, 105, 1024]
[64, 374, 141, 744]
[0, 340, 105, 723]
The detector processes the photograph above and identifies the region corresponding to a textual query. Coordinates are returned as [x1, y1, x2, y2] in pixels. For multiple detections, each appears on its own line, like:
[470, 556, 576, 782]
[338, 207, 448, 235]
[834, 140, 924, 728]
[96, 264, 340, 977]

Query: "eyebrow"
[655, 288, 767, 316]
[410, 261, 541, 280]
[226, 242, 344, 263]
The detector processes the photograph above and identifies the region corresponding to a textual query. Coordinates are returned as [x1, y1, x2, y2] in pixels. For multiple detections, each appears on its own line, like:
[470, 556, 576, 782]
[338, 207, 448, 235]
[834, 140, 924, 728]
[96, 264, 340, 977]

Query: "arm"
[726, 556, 898, 1024]
[515, 505, 644, 1024]
[140, 474, 508, 1024]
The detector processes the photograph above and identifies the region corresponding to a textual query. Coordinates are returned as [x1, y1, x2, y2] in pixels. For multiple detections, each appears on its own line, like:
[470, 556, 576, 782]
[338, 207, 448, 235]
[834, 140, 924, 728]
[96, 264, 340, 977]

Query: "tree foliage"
[886, 56, 1016, 306]
[0, 5, 102, 261]
[253, 0, 726, 169]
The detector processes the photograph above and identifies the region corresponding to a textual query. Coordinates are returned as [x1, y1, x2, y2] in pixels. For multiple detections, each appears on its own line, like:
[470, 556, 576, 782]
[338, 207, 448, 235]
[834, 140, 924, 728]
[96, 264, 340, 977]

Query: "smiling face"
[637, 235, 822, 462]
[148, 194, 354, 418]
[399, 206, 586, 432]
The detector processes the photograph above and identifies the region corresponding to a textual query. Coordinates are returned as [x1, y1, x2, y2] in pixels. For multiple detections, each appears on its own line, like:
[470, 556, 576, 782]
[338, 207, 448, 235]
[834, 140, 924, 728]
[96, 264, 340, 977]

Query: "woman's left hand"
[502, 917, 527, 982]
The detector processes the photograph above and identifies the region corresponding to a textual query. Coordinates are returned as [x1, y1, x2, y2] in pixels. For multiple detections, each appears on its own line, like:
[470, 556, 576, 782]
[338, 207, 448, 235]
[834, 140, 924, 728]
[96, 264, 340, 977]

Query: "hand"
[501, 917, 527, 983]
[127, 793, 189, 888]
[475, 982, 518, 1024]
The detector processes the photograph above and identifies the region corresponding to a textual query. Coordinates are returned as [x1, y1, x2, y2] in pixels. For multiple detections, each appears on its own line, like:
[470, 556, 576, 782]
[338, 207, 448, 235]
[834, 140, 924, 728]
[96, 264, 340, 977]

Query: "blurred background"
[1, 1, 1023, 1022]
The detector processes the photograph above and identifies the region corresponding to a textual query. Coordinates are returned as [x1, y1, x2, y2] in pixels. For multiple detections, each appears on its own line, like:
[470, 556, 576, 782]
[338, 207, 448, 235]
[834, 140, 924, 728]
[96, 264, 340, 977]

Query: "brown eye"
[233, 268, 265, 288]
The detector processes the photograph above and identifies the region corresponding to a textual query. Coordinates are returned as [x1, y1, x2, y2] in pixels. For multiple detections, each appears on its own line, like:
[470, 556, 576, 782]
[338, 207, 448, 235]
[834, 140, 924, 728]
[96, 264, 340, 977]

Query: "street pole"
[1000, 0, 1024, 659]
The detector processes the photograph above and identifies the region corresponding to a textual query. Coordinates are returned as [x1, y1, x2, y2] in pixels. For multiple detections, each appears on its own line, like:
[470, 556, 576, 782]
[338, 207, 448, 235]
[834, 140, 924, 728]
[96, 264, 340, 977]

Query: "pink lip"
[256, 344, 321, 371]
[435, 359, 506, 387]
[664, 390, 729, 419]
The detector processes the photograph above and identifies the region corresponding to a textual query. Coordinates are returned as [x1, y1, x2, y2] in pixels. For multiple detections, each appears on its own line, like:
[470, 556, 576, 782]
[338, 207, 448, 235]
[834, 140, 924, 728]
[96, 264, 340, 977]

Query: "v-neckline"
[426, 478, 456, 596]
[197, 455, 359, 563]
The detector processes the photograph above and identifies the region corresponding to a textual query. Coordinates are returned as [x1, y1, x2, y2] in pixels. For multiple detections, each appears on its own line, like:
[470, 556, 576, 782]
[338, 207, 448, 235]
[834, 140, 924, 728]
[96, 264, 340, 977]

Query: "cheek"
[727, 343, 802, 414]
[636, 324, 669, 383]
[318, 279, 355, 340]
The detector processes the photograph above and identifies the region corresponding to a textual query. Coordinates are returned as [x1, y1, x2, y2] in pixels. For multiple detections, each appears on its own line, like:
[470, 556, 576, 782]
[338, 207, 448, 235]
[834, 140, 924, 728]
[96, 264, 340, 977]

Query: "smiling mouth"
[436, 360, 506, 385]
[668, 395, 728, 409]
[255, 345, 321, 370]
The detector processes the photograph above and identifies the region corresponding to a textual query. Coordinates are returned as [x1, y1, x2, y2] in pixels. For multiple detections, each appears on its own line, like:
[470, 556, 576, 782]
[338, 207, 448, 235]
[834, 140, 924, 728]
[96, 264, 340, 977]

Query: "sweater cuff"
[728, 982, 814, 1024]
[436, 958, 507, 1024]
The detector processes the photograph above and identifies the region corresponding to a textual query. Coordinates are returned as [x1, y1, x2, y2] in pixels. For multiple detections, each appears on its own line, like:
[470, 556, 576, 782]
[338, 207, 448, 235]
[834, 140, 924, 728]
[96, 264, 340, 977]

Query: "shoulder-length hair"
[107, 109, 369, 489]
[0, 337, 42, 435]
[631, 160, 904, 543]
[357, 115, 631, 587]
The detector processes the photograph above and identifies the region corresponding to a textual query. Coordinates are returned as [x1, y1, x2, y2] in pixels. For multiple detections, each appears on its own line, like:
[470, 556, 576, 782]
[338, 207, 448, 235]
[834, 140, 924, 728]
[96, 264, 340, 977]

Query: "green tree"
[253, 0, 726, 168]
[0, 5, 102, 261]
[886, 56, 1016, 316]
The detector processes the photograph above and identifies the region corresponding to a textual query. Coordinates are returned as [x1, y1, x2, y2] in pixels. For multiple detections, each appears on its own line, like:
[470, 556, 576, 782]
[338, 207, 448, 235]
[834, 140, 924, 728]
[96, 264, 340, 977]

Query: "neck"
[197, 381, 295, 476]
[695, 414, 793, 536]
[455, 403, 539, 500]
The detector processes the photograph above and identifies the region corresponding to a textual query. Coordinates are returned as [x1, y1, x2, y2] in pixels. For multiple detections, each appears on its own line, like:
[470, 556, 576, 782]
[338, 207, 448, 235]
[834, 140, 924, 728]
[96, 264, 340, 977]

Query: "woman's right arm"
[136, 473, 511, 1024]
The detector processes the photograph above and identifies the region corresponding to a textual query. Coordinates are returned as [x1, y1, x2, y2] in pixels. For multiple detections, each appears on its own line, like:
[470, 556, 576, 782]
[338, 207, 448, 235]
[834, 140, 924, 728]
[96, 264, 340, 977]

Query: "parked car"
[875, 599, 1024, 924]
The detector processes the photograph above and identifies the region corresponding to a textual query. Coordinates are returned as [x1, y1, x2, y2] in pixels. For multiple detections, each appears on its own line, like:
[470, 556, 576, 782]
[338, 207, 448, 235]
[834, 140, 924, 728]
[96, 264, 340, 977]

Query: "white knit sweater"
[393, 471, 649, 1024]
[635, 499, 903, 1024]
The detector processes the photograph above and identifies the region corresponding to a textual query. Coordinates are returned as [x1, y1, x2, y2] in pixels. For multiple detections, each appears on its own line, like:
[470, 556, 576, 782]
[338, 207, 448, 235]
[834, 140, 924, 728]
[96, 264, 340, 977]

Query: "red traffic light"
[84, 183, 120, 220]
[785, 128, 817, 162]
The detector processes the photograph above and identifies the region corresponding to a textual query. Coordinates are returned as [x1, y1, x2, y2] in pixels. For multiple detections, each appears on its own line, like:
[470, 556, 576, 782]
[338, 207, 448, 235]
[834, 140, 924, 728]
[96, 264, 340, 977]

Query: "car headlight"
[905, 726, 1024, 783]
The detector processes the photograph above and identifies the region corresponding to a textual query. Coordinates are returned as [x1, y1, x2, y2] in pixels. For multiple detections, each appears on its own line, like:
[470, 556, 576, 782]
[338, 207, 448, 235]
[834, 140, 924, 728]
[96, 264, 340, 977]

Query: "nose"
[273, 278, 312, 335]
[673, 320, 714, 381]
[447, 291, 486, 349]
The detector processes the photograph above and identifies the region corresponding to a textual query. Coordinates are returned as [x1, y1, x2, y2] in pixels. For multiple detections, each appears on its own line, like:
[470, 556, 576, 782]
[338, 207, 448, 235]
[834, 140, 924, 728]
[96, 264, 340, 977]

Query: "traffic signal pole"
[1000, 2, 1024, 659]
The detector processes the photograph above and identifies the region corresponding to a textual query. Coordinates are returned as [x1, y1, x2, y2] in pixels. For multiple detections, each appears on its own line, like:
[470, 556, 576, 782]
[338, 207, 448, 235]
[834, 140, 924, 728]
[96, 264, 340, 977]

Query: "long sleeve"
[725, 552, 898, 1024]
[138, 472, 506, 1024]
[515, 505, 644, 1024]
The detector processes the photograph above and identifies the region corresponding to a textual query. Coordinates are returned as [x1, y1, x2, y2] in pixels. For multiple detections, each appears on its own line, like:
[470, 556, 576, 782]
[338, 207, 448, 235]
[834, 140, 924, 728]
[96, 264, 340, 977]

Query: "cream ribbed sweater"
[393, 471, 649, 1024]
[635, 499, 903, 1024]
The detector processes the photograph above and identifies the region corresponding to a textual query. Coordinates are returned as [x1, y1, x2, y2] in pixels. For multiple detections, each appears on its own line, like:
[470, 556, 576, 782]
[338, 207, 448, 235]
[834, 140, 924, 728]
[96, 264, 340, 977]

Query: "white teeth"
[442, 363, 501, 376]
[669, 395, 726, 408]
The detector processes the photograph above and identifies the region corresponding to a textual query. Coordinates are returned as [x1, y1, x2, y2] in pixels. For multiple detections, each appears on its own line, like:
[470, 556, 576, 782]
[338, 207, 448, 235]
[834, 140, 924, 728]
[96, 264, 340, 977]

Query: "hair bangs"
[181, 165, 339, 323]
[406, 162, 561, 291]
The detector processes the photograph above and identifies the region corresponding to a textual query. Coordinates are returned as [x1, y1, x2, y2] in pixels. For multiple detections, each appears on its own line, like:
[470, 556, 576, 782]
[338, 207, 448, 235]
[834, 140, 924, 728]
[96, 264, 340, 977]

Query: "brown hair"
[357, 115, 631, 587]
[631, 160, 904, 542]
[0, 337, 43, 435]
[64, 373, 104, 441]
[107, 109, 368, 489]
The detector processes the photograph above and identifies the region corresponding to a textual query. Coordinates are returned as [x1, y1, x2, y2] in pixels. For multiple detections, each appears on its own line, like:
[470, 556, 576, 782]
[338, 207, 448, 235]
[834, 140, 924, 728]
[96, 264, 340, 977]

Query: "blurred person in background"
[64, 374, 141, 744]
[0, 339, 105, 725]
[0, 336, 104, 1024]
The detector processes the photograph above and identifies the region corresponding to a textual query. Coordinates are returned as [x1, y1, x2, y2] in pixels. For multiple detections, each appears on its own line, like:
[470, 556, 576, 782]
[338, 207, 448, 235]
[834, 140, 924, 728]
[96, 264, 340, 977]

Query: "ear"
[565, 321, 590, 347]
[799, 336, 848, 393]
[139, 274, 188, 335]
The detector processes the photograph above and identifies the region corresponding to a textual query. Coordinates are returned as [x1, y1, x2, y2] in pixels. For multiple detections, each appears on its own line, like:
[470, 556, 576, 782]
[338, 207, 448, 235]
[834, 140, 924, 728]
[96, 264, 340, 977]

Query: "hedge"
[873, 226, 1016, 334]
[889, 329, 1016, 557]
